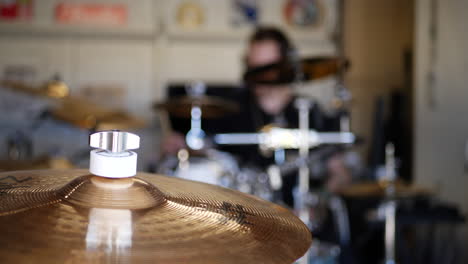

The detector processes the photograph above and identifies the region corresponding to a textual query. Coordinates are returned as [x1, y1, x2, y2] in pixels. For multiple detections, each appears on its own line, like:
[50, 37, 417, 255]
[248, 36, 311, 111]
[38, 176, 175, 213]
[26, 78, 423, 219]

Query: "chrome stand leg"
[384, 200, 397, 264]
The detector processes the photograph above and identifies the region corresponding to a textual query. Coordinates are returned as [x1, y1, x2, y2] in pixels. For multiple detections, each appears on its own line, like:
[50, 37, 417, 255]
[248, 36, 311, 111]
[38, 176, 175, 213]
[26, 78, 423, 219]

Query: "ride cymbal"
[0, 169, 311, 264]
[339, 181, 433, 198]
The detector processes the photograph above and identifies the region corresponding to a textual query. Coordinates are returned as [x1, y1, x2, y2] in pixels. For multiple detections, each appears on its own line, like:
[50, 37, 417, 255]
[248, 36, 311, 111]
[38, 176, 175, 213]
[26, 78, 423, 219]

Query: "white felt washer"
[90, 149, 137, 178]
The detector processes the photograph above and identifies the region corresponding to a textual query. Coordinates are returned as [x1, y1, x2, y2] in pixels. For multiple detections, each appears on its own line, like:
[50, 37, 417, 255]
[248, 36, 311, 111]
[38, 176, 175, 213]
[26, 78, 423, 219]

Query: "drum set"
[0, 57, 448, 264]
[153, 74, 356, 263]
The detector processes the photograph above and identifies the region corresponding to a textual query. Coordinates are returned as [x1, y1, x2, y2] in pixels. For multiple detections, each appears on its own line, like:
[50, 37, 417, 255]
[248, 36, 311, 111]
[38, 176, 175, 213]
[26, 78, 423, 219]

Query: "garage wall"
[414, 0, 468, 244]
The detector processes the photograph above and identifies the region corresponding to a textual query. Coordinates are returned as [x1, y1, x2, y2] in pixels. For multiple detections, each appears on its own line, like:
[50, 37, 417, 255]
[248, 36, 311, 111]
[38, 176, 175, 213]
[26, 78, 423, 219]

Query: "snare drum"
[158, 149, 239, 189]
[158, 150, 274, 200]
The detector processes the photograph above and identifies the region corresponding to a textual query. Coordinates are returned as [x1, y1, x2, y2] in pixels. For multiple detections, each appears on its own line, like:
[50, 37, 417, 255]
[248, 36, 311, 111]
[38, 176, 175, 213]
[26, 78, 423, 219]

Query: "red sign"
[0, 0, 33, 21]
[55, 3, 127, 26]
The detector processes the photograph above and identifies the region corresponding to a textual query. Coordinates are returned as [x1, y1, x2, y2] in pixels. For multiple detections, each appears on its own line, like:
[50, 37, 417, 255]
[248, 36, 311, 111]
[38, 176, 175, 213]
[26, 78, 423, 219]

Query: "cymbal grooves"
[0, 169, 311, 264]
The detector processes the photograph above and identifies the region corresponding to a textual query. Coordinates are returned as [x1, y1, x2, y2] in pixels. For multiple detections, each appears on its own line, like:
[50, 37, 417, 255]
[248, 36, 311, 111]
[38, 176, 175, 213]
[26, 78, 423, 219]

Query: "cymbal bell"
[155, 95, 240, 119]
[0, 169, 311, 263]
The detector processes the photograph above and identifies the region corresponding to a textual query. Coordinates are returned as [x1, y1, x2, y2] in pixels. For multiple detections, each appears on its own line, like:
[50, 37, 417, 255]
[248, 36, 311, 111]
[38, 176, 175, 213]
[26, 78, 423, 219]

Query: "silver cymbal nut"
[89, 130, 140, 178]
[89, 130, 140, 153]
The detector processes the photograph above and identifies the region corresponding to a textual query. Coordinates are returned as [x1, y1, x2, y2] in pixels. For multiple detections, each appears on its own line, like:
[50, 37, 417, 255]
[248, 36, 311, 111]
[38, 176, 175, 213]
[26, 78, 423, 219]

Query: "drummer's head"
[245, 26, 295, 115]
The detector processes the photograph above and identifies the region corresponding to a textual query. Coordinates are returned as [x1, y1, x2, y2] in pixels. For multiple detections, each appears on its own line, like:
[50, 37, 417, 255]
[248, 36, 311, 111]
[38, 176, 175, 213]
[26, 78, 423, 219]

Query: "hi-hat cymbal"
[52, 97, 146, 130]
[339, 181, 433, 198]
[1, 80, 69, 98]
[1, 80, 146, 130]
[0, 169, 311, 263]
[155, 95, 240, 119]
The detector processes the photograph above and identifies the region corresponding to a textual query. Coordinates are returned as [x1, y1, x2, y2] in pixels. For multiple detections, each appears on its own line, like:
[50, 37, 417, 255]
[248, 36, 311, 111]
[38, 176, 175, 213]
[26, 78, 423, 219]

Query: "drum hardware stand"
[294, 97, 312, 264]
[329, 195, 351, 245]
[382, 143, 397, 264]
[271, 137, 286, 203]
[6, 131, 33, 160]
[185, 82, 207, 151]
[334, 83, 352, 133]
[214, 128, 355, 150]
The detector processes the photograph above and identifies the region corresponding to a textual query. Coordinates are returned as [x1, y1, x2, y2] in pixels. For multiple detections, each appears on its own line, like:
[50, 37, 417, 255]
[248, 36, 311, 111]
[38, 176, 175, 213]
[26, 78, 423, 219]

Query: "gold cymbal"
[301, 57, 349, 81]
[0, 156, 74, 172]
[242, 57, 349, 85]
[155, 96, 240, 119]
[339, 181, 433, 198]
[2, 80, 146, 130]
[1, 80, 69, 98]
[0, 169, 311, 263]
[52, 96, 146, 130]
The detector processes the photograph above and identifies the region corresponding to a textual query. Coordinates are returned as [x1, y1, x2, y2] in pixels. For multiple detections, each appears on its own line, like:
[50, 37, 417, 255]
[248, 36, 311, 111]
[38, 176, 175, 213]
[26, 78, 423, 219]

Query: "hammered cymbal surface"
[0, 169, 311, 264]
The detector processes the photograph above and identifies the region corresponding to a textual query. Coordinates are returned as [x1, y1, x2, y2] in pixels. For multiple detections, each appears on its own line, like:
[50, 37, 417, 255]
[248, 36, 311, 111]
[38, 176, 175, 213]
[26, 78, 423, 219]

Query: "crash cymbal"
[1, 79, 69, 99]
[0, 156, 74, 172]
[155, 95, 240, 119]
[52, 96, 146, 130]
[339, 181, 433, 198]
[0, 169, 311, 263]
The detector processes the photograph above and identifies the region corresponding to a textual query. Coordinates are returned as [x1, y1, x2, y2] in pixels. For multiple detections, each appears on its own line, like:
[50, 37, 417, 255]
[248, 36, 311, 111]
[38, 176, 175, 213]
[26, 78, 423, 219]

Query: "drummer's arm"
[325, 152, 353, 194]
[160, 132, 186, 156]
[316, 107, 353, 194]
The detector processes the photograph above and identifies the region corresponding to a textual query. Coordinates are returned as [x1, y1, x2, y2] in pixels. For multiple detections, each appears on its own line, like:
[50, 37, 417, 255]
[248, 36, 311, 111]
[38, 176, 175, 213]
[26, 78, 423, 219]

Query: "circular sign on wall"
[283, 0, 325, 29]
[176, 1, 205, 29]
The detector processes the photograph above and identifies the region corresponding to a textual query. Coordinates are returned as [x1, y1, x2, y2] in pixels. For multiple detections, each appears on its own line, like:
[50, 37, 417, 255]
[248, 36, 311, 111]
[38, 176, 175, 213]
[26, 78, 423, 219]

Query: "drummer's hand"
[161, 132, 186, 155]
[326, 153, 352, 194]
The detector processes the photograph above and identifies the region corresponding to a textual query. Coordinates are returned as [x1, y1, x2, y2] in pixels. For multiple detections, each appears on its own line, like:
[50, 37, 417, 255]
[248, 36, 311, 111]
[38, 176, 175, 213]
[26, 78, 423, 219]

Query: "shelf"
[0, 21, 157, 40]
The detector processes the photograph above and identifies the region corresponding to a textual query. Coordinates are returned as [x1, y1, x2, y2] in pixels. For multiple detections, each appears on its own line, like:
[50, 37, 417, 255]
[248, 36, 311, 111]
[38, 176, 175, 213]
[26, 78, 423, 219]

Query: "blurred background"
[0, 0, 467, 263]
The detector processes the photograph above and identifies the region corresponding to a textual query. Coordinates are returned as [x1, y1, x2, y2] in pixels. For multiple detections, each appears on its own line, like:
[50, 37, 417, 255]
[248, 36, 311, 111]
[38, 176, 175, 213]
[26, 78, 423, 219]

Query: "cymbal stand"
[185, 82, 206, 151]
[383, 143, 397, 264]
[334, 83, 352, 133]
[294, 98, 312, 264]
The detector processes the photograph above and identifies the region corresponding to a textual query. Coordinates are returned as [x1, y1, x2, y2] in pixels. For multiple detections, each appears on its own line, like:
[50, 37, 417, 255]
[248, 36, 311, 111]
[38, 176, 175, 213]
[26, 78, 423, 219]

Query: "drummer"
[229, 26, 353, 205]
[160, 26, 353, 206]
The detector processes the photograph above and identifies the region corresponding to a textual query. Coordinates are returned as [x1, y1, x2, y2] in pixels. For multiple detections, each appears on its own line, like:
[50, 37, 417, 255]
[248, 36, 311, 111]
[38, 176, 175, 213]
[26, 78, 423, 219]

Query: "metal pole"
[384, 199, 397, 264]
[384, 143, 397, 264]
[295, 98, 311, 264]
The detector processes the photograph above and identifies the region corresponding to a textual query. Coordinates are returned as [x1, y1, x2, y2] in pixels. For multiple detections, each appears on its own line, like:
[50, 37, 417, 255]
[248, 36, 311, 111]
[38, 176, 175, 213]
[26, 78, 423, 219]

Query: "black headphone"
[244, 26, 299, 85]
[247, 26, 296, 65]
